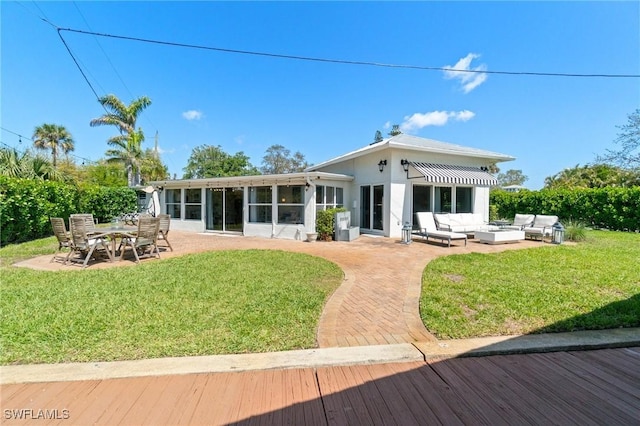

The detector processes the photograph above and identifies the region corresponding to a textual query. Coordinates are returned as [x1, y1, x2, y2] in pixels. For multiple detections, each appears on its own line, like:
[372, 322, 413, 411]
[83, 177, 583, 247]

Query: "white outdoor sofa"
[415, 212, 467, 247]
[433, 213, 499, 234]
[523, 214, 559, 241]
[502, 214, 536, 231]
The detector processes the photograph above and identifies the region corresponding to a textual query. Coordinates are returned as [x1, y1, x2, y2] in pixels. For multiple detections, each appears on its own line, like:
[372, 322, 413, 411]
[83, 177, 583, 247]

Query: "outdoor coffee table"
[475, 229, 525, 244]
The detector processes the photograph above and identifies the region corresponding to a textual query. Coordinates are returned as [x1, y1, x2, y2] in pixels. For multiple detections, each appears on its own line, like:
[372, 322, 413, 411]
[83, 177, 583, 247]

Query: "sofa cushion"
[532, 215, 558, 228]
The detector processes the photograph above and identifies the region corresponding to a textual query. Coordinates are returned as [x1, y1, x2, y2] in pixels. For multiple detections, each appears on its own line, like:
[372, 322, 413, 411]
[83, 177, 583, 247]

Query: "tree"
[373, 130, 384, 143]
[496, 169, 528, 187]
[140, 148, 169, 183]
[183, 145, 259, 179]
[81, 160, 128, 187]
[90, 94, 152, 186]
[261, 144, 309, 174]
[388, 124, 402, 136]
[32, 123, 74, 167]
[0, 147, 64, 181]
[544, 163, 640, 189]
[597, 109, 640, 170]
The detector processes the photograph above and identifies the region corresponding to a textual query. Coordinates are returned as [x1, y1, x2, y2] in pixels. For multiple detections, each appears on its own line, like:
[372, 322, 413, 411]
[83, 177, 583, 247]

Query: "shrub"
[563, 220, 587, 242]
[0, 176, 138, 245]
[316, 207, 347, 241]
[0, 176, 77, 244]
[490, 187, 640, 232]
[77, 186, 138, 223]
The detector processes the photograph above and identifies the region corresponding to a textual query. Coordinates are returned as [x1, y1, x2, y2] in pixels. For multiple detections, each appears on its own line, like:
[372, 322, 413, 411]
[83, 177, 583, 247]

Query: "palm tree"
[90, 94, 152, 186]
[32, 123, 74, 167]
[0, 147, 63, 181]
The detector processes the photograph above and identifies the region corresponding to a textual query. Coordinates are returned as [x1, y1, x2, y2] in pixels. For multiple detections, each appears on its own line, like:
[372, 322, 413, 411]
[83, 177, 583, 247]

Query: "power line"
[72, 2, 134, 100]
[58, 26, 640, 79]
[70, 2, 158, 133]
[1, 127, 97, 165]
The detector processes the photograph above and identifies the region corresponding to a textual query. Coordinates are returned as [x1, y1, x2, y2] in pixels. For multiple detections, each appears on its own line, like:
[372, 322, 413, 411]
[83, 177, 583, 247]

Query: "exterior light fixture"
[401, 159, 410, 172]
[378, 159, 387, 173]
[552, 222, 565, 244]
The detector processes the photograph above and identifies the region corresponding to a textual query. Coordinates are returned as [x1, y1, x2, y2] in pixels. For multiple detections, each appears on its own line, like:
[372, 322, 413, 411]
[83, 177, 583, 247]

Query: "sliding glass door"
[360, 184, 384, 231]
[205, 187, 244, 232]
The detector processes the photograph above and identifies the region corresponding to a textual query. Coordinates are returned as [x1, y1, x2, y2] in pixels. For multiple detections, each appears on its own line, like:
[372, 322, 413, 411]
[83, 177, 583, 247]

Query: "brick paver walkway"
[16, 231, 542, 347]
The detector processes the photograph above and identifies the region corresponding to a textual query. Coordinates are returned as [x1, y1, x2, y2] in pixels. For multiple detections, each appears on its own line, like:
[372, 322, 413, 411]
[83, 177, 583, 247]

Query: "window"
[185, 188, 202, 220]
[412, 185, 431, 230]
[316, 185, 344, 211]
[435, 187, 452, 213]
[137, 192, 148, 212]
[278, 185, 304, 224]
[249, 186, 272, 223]
[456, 187, 473, 213]
[165, 189, 181, 219]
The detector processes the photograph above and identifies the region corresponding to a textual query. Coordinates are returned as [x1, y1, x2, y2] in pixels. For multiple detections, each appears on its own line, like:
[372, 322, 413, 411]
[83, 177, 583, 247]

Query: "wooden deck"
[2, 347, 639, 425]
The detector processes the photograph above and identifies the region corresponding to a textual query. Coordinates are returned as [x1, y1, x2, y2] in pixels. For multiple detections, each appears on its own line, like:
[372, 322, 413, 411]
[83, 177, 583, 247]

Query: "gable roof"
[306, 134, 514, 171]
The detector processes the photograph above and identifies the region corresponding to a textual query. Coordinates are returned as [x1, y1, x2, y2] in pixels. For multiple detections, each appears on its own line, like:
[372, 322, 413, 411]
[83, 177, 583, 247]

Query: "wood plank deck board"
[426, 359, 514, 425]
[504, 352, 638, 425]
[1, 347, 638, 425]
[431, 357, 534, 424]
[448, 356, 565, 425]
[576, 347, 640, 384]
[537, 351, 640, 419]
[482, 355, 597, 425]
[317, 364, 380, 425]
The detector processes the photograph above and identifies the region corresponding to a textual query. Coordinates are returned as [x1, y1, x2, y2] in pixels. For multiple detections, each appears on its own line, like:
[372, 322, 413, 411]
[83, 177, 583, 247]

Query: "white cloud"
[182, 110, 203, 121]
[400, 110, 476, 133]
[383, 121, 391, 130]
[443, 53, 488, 93]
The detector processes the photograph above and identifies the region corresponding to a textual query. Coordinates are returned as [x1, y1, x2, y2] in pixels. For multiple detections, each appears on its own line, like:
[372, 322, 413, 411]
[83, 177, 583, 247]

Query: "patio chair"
[415, 212, 467, 247]
[50, 217, 73, 264]
[157, 214, 173, 251]
[119, 215, 161, 263]
[70, 213, 97, 235]
[503, 214, 535, 231]
[523, 215, 559, 241]
[68, 216, 113, 268]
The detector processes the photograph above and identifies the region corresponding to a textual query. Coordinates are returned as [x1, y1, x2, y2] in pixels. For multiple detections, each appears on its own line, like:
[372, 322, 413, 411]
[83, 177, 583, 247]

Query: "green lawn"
[0, 241, 342, 365]
[420, 230, 640, 339]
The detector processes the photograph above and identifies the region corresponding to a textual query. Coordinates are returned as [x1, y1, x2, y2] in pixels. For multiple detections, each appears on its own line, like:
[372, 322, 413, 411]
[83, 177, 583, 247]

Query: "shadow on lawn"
[535, 292, 640, 334]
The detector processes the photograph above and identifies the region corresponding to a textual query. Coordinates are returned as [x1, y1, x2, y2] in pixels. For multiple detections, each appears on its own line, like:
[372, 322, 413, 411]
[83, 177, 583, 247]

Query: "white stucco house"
[150, 134, 514, 240]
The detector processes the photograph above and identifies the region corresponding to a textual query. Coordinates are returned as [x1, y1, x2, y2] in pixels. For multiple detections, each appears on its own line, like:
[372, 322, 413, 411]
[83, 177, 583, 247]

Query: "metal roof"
[306, 134, 514, 171]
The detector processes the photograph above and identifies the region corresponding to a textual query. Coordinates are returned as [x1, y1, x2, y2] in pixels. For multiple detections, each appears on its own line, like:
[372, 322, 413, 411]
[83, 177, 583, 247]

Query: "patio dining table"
[89, 226, 137, 259]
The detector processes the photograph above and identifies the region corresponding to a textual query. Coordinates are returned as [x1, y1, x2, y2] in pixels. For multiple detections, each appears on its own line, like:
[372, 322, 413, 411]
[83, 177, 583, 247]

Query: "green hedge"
[0, 176, 137, 245]
[490, 187, 640, 232]
[78, 186, 138, 224]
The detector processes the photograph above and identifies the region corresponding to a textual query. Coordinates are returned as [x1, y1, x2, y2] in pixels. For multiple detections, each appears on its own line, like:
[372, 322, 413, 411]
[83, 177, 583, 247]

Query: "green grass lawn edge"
[0, 244, 343, 365]
[420, 230, 640, 339]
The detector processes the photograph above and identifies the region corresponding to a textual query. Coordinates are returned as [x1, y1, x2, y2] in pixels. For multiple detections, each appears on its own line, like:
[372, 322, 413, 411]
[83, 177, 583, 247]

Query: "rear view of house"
[151, 134, 513, 239]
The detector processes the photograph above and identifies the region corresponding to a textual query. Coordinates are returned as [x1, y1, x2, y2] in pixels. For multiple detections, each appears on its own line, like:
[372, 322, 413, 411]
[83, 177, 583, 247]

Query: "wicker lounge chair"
[119, 215, 161, 263]
[68, 216, 113, 268]
[415, 212, 467, 247]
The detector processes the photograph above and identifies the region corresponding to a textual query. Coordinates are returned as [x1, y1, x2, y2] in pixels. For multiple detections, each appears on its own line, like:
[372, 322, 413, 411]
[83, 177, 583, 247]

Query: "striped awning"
[409, 162, 497, 186]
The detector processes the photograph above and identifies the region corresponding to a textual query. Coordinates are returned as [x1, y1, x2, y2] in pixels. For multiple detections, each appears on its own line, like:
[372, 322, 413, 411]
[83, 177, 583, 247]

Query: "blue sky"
[2, 1, 638, 189]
